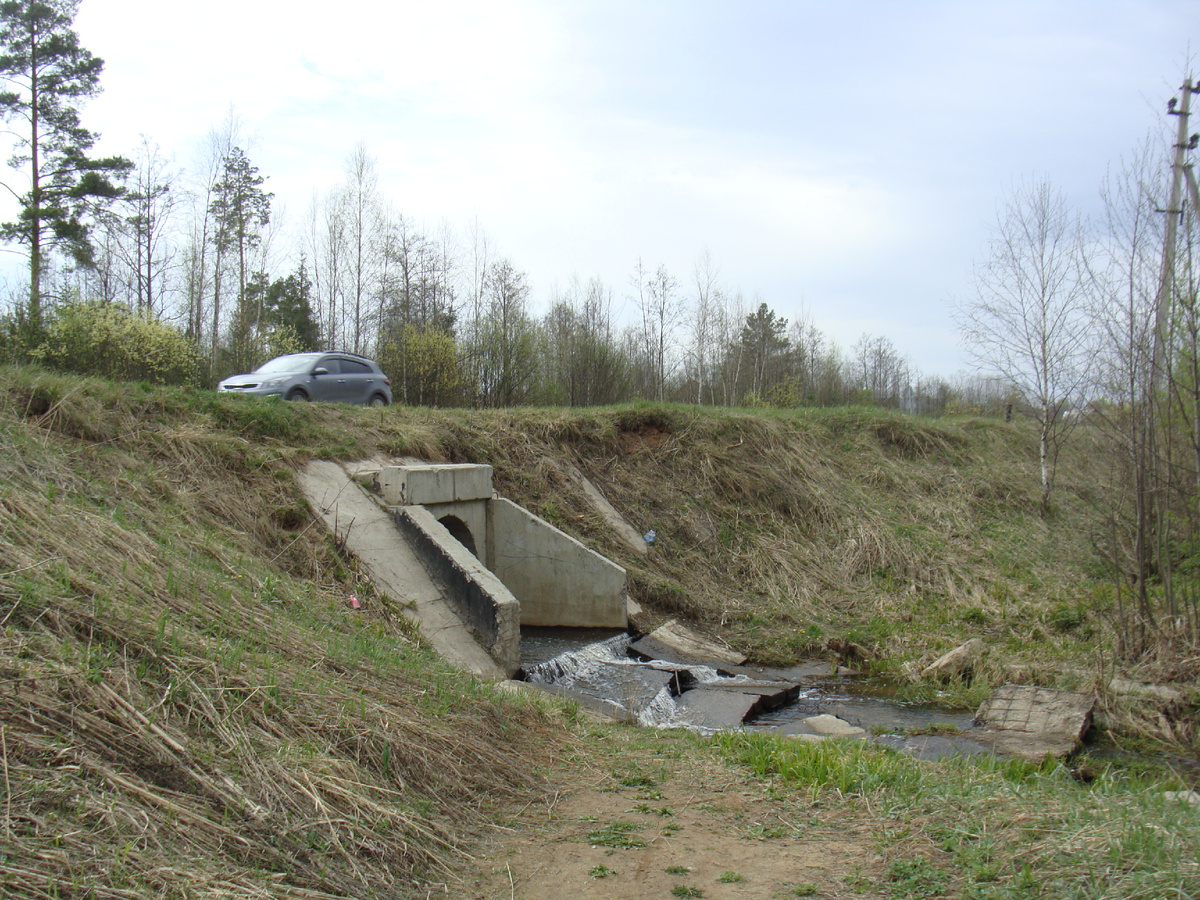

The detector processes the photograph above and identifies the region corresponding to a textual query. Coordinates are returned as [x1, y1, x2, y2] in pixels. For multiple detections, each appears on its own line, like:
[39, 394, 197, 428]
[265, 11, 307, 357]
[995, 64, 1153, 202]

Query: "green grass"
[715, 732, 1200, 899]
[587, 821, 647, 849]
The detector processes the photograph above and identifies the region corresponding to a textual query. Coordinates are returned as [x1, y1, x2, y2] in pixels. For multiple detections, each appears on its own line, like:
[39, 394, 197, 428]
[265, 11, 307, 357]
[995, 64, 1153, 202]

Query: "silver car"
[218, 352, 392, 406]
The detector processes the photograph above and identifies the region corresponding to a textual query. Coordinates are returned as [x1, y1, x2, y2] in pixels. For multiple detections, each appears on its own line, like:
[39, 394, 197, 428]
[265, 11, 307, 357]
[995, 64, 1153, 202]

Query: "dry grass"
[0, 369, 565, 898]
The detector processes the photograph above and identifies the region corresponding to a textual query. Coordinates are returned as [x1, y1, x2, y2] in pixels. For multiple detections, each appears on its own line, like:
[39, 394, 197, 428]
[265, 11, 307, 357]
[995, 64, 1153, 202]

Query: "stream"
[520, 627, 994, 760]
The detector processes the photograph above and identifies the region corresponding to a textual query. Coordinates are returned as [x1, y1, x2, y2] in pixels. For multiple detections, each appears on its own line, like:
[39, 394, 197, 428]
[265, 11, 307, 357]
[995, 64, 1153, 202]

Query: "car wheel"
[285, 388, 309, 402]
[369, 394, 388, 408]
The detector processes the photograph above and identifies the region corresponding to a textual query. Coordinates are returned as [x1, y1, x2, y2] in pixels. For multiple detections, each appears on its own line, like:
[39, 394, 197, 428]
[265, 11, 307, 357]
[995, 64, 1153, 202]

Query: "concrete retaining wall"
[488, 497, 628, 628]
[392, 505, 521, 676]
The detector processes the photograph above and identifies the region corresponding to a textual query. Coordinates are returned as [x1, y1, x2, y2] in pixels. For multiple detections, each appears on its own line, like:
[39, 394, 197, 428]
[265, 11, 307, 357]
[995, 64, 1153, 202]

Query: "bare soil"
[459, 726, 890, 900]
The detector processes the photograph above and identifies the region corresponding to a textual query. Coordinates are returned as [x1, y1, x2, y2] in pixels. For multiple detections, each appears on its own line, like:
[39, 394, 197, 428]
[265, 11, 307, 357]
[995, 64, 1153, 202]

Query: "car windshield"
[253, 354, 321, 376]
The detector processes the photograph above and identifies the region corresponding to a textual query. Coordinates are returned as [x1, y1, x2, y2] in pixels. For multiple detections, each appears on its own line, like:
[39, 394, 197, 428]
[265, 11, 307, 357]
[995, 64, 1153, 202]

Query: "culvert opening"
[437, 514, 478, 558]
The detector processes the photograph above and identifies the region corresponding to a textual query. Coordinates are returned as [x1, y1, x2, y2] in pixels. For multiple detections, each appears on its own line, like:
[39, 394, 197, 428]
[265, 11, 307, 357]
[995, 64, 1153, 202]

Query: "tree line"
[0, 0, 1006, 416]
[4, 2, 1199, 663]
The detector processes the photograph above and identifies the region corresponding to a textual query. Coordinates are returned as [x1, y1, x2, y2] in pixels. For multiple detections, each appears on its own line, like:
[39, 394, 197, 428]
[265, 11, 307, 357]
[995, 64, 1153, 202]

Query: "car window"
[340, 359, 373, 374]
[255, 353, 319, 375]
[316, 357, 341, 374]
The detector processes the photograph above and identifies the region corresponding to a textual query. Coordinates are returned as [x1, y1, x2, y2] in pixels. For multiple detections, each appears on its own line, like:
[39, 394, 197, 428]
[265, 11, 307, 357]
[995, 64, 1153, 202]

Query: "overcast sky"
[51, 1, 1200, 376]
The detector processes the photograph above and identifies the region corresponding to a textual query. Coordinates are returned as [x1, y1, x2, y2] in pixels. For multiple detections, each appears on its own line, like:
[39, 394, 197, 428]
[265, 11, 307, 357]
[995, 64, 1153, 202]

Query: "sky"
[26, 0, 1200, 377]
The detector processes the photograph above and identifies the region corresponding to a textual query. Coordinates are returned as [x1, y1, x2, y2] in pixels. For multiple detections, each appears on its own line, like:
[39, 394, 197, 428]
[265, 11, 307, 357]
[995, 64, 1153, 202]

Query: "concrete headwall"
[378, 464, 493, 506]
[393, 505, 521, 676]
[488, 497, 628, 628]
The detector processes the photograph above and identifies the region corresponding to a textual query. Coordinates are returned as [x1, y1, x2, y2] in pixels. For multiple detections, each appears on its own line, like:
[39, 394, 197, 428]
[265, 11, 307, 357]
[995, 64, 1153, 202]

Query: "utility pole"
[1151, 76, 1199, 383]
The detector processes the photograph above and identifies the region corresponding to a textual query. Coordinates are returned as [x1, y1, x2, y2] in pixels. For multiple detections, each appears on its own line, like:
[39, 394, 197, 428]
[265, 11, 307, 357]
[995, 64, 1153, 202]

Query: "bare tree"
[630, 260, 683, 401]
[688, 247, 723, 404]
[340, 143, 380, 354]
[959, 177, 1094, 511]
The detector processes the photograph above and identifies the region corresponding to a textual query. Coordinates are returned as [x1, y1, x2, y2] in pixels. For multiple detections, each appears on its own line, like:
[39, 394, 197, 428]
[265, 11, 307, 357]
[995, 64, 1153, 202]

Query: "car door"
[337, 357, 377, 403]
[307, 356, 347, 402]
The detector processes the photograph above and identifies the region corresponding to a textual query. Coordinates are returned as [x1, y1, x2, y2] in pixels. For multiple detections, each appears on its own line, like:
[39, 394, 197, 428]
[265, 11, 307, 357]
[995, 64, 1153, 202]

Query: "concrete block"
[452, 464, 494, 501]
[974, 685, 1094, 759]
[378, 464, 493, 506]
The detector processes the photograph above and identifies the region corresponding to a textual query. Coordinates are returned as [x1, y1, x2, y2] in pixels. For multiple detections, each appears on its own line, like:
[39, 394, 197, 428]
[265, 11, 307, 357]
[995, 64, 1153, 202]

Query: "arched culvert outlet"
[438, 515, 478, 558]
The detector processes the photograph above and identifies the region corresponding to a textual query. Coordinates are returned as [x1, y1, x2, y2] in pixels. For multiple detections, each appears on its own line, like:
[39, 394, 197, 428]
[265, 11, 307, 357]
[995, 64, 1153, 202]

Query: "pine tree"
[0, 0, 132, 337]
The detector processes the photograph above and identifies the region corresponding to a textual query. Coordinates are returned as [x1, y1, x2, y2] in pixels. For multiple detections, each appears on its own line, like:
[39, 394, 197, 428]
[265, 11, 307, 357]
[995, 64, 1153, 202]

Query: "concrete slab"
[396, 505, 521, 675]
[974, 685, 1094, 759]
[673, 680, 800, 728]
[630, 620, 746, 667]
[673, 690, 763, 729]
[489, 497, 627, 628]
[556, 461, 648, 557]
[298, 461, 505, 680]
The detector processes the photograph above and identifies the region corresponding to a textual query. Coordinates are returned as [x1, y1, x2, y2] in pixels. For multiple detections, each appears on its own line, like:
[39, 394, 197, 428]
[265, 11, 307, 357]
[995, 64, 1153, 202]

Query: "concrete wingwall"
[392, 505, 521, 676]
[487, 497, 628, 628]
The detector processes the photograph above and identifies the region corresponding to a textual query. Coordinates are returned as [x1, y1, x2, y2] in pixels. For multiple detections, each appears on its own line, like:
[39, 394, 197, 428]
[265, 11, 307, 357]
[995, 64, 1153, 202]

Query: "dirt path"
[458, 727, 890, 900]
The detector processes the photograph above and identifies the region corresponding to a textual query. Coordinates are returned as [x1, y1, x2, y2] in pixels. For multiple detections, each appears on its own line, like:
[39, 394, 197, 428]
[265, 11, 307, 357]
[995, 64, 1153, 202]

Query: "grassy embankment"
[0, 365, 1196, 898]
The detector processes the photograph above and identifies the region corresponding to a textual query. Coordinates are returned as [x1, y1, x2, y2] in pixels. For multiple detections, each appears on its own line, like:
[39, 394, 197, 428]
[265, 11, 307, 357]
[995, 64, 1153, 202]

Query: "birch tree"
[959, 177, 1094, 511]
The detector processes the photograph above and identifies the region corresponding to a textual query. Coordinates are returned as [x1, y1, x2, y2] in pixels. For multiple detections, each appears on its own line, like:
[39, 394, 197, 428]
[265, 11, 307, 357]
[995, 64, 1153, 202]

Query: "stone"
[1163, 791, 1200, 807]
[921, 638, 984, 681]
[974, 684, 1094, 759]
[803, 713, 866, 736]
[1108, 678, 1185, 706]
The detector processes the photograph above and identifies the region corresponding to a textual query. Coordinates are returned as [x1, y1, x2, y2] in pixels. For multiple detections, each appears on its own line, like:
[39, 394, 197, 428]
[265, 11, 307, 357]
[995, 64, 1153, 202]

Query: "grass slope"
[0, 369, 564, 898]
[0, 366, 1195, 898]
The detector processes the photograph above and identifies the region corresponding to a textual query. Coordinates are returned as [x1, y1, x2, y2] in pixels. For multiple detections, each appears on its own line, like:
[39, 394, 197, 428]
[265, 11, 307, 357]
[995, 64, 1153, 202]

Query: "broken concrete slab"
[672, 678, 800, 729]
[973, 684, 1095, 760]
[922, 638, 984, 681]
[629, 619, 746, 667]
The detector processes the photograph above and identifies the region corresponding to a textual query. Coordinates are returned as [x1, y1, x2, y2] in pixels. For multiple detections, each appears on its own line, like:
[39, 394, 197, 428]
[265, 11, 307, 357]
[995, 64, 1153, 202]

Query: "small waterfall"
[524, 633, 632, 685]
[525, 633, 764, 730]
[636, 685, 682, 728]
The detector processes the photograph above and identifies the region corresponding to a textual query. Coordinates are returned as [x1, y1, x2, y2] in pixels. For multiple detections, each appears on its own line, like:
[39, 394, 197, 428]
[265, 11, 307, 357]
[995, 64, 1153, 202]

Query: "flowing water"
[521, 627, 995, 759]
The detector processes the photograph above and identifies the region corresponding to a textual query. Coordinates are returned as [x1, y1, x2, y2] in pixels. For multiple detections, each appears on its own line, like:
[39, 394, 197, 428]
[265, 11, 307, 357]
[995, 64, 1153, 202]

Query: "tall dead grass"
[0, 370, 561, 898]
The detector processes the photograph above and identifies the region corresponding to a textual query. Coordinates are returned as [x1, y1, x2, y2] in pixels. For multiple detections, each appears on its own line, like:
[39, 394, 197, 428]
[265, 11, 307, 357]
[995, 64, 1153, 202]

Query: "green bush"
[33, 300, 200, 386]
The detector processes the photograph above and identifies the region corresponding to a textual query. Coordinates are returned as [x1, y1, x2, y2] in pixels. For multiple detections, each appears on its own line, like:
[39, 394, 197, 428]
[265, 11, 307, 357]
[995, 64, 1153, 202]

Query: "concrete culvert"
[438, 514, 478, 558]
